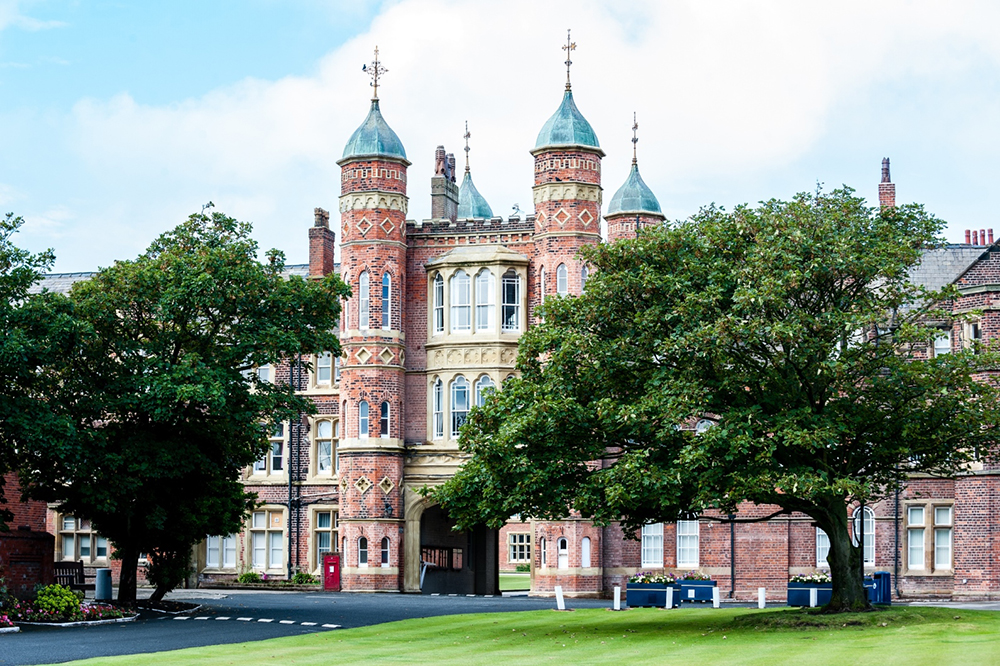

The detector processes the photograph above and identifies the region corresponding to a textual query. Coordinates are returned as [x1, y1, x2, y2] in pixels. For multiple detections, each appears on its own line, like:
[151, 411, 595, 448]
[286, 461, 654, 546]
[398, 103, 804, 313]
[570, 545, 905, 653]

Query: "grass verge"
[58, 606, 1000, 666]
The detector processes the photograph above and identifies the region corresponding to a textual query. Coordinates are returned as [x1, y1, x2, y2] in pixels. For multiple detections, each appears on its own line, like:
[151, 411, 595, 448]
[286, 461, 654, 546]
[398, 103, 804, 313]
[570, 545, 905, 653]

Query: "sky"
[3, 0, 1000, 272]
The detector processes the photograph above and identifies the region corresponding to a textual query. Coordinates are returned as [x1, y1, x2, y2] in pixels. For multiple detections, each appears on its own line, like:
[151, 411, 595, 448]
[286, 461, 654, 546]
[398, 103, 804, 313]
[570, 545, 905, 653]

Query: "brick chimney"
[878, 157, 895, 209]
[430, 145, 459, 221]
[308, 207, 336, 278]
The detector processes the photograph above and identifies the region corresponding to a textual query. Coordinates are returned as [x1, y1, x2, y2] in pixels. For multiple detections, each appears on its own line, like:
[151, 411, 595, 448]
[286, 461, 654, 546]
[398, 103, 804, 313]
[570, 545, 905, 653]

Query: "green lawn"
[499, 572, 530, 591]
[59, 606, 1000, 666]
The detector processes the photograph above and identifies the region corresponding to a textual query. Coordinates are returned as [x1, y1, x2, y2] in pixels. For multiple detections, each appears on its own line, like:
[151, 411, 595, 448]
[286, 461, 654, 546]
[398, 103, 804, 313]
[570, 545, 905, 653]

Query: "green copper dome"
[606, 162, 662, 217]
[534, 90, 601, 152]
[341, 99, 407, 162]
[457, 170, 493, 219]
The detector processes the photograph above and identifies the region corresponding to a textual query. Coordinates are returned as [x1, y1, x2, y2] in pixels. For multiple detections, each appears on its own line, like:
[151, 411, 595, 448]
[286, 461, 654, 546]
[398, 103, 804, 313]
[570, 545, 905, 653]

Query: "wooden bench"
[53, 561, 96, 592]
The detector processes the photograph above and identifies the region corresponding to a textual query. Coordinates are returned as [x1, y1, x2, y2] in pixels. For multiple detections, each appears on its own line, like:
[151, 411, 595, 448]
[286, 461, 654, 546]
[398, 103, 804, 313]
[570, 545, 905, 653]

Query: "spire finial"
[562, 29, 576, 91]
[631, 112, 639, 165]
[363, 46, 387, 100]
[463, 120, 471, 173]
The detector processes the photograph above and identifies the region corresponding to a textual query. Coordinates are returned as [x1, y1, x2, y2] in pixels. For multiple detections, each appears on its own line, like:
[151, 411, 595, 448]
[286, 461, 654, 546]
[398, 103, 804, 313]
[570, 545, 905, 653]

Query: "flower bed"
[6, 600, 134, 624]
[0, 612, 14, 629]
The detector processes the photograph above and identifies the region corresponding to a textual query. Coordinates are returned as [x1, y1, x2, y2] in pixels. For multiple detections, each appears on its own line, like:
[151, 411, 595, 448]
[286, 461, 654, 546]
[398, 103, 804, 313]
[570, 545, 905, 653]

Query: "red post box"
[323, 553, 341, 591]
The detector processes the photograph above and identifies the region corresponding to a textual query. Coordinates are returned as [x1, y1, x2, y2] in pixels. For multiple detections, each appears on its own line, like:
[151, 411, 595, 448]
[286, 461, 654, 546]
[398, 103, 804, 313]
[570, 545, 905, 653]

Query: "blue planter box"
[625, 583, 679, 608]
[787, 582, 832, 607]
[678, 579, 716, 602]
[787, 579, 878, 607]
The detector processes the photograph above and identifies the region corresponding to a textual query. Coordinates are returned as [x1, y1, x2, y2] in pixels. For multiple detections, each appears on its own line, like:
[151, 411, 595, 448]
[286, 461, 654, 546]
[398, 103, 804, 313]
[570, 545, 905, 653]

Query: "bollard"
[613, 586, 621, 611]
[555, 585, 566, 611]
[95, 568, 112, 602]
[758, 587, 766, 609]
[712, 586, 721, 608]
[666, 586, 674, 609]
[809, 587, 818, 608]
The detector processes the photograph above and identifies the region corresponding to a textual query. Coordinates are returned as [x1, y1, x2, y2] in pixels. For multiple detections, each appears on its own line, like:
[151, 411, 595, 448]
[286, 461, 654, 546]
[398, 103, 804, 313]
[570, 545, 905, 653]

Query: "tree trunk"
[149, 583, 169, 603]
[816, 501, 869, 612]
[116, 544, 140, 605]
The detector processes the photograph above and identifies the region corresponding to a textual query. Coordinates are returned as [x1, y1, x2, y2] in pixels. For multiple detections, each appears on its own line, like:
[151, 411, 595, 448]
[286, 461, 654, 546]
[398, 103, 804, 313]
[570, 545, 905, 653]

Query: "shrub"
[292, 572, 316, 585]
[514, 564, 530, 573]
[34, 584, 81, 619]
[237, 572, 262, 584]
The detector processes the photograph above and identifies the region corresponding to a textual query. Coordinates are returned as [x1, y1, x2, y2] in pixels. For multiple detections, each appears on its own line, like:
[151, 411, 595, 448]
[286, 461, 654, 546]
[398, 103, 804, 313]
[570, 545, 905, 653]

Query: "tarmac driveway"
[1, 589, 609, 666]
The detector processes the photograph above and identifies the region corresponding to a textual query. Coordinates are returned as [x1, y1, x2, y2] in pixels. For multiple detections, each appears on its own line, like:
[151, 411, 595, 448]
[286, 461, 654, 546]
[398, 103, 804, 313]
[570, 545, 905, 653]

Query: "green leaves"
[434, 186, 1000, 531]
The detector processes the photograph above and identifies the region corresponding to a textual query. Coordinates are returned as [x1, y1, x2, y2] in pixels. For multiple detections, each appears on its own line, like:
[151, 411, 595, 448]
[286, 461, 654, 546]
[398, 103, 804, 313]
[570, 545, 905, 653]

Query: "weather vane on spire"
[463, 121, 471, 172]
[632, 112, 639, 164]
[362, 46, 387, 100]
[562, 29, 576, 91]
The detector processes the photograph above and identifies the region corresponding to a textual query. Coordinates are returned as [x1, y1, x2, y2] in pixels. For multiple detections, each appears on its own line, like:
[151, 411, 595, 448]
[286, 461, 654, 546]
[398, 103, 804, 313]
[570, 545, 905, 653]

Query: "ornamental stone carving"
[339, 191, 409, 214]
[532, 182, 602, 205]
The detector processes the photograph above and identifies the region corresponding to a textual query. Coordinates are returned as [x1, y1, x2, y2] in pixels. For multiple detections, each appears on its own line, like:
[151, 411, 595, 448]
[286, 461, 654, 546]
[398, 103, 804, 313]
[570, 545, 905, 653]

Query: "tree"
[432, 188, 1000, 611]
[0, 213, 79, 530]
[16, 211, 347, 603]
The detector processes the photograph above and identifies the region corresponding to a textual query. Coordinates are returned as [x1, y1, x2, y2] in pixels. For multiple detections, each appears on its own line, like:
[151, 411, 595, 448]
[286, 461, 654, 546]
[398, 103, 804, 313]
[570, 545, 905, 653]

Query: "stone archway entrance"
[417, 504, 499, 596]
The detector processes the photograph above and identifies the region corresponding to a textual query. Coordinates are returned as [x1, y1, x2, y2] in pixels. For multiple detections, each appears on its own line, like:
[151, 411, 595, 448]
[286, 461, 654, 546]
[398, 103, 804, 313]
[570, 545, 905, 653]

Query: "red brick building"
[0, 473, 54, 597]
[33, 53, 1000, 602]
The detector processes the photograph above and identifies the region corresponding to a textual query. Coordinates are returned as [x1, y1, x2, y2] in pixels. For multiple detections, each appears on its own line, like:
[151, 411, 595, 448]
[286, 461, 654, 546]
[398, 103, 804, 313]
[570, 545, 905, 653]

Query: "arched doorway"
[418, 504, 498, 596]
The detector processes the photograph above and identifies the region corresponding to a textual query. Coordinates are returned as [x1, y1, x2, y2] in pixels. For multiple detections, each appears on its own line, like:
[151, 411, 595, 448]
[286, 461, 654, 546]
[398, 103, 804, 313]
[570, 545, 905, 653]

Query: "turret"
[336, 47, 407, 591]
[605, 114, 664, 241]
[532, 31, 603, 309]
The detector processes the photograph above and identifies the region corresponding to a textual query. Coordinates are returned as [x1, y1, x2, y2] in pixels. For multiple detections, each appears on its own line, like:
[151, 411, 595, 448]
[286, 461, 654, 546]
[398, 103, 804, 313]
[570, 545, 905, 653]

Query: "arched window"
[358, 537, 368, 566]
[433, 273, 444, 334]
[432, 378, 444, 440]
[451, 376, 469, 437]
[557, 537, 569, 569]
[451, 270, 471, 332]
[474, 375, 495, 408]
[556, 263, 568, 295]
[581, 265, 589, 291]
[852, 506, 875, 566]
[475, 269, 495, 331]
[502, 270, 521, 332]
[380, 401, 390, 439]
[359, 400, 369, 438]
[382, 272, 391, 329]
[381, 537, 390, 567]
[358, 272, 370, 330]
[581, 537, 592, 568]
[540, 537, 547, 568]
[316, 420, 334, 475]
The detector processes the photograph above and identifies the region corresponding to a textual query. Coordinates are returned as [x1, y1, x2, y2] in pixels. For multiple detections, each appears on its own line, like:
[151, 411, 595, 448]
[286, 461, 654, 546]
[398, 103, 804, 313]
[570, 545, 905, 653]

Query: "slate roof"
[28, 264, 314, 295]
[908, 245, 986, 292]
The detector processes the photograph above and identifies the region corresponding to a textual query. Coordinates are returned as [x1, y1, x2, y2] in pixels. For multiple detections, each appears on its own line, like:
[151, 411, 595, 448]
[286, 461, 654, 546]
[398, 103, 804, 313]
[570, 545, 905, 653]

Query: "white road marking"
[279, 620, 295, 625]
[258, 618, 274, 623]
[237, 617, 253, 621]
[322, 624, 341, 629]
[215, 617, 231, 621]
[173, 617, 190, 620]
[301, 622, 317, 626]
[194, 617, 210, 621]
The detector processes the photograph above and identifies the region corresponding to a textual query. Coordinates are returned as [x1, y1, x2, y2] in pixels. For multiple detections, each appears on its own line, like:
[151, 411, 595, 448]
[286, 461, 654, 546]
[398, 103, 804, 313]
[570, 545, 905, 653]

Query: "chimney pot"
[981, 229, 987, 246]
[990, 229, 995, 244]
[966, 229, 972, 244]
[973, 230, 979, 245]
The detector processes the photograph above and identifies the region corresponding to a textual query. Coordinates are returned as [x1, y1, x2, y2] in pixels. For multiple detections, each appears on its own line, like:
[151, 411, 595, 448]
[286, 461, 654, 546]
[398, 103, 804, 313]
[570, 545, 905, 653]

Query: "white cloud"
[0, 0, 65, 32]
[27, 0, 1000, 269]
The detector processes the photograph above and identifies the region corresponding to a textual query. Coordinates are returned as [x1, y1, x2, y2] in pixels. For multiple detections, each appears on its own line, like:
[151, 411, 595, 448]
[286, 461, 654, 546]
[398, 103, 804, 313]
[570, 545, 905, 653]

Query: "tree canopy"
[0, 213, 78, 529]
[432, 187, 1000, 611]
[16, 211, 347, 602]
